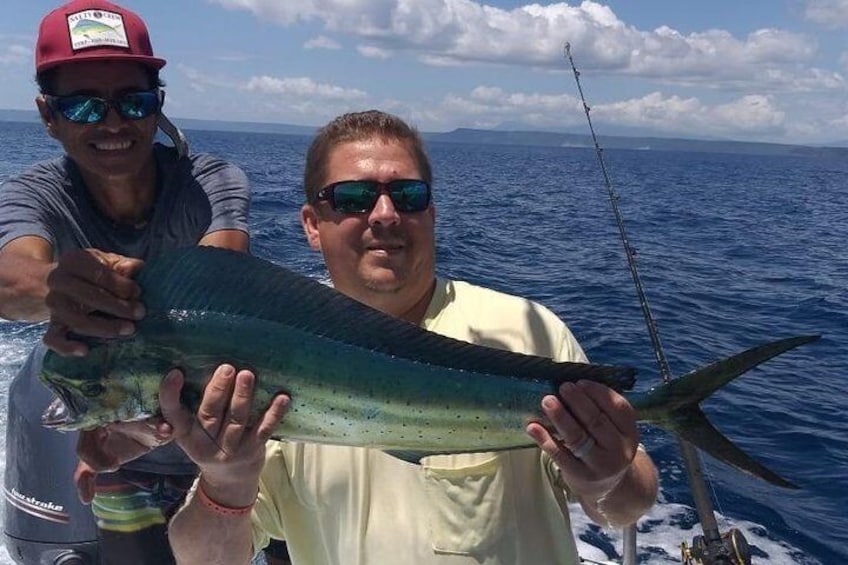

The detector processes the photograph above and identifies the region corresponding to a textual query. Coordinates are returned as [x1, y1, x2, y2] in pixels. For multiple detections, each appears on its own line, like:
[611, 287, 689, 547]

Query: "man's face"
[302, 138, 436, 319]
[37, 61, 158, 182]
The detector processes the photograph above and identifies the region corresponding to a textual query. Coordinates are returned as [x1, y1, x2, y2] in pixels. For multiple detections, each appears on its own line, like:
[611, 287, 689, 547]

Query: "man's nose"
[99, 100, 136, 130]
[369, 193, 400, 225]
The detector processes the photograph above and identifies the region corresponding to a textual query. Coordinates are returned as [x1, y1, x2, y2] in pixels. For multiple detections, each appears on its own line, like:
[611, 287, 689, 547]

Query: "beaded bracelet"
[195, 481, 255, 518]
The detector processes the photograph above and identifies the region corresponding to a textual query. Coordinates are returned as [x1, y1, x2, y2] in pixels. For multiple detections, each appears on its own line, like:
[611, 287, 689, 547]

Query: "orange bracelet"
[195, 481, 255, 518]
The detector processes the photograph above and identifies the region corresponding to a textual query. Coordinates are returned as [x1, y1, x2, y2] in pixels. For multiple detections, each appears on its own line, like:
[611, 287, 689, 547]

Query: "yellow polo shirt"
[251, 278, 589, 564]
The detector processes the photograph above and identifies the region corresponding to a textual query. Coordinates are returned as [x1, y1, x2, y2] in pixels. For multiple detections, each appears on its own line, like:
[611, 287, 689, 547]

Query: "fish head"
[39, 338, 168, 431]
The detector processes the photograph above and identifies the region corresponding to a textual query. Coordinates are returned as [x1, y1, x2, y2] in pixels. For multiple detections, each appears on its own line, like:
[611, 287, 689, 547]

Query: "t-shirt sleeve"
[553, 322, 589, 364]
[190, 154, 250, 237]
[0, 176, 58, 250]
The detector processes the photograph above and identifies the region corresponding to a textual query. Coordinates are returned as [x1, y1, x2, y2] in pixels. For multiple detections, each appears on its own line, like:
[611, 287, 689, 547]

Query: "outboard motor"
[3, 344, 99, 564]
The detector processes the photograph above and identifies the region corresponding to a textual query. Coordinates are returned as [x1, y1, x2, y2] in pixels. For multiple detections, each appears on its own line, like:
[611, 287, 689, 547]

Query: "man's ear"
[300, 204, 322, 251]
[35, 96, 59, 139]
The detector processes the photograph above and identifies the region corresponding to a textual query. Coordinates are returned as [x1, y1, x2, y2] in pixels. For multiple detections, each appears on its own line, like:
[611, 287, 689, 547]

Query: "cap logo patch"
[66, 10, 129, 52]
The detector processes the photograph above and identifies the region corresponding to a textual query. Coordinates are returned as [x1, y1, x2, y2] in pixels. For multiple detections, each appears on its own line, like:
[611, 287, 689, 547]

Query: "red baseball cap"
[35, 0, 166, 73]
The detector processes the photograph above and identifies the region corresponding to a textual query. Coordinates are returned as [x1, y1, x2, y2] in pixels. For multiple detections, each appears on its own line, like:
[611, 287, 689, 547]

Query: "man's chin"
[363, 279, 404, 294]
[362, 269, 406, 294]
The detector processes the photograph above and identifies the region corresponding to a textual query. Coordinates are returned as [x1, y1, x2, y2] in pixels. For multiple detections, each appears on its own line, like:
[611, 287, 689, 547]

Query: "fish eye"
[79, 382, 106, 397]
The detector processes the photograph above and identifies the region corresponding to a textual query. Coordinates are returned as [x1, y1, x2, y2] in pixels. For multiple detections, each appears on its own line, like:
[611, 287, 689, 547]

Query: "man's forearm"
[0, 253, 52, 321]
[169, 494, 255, 565]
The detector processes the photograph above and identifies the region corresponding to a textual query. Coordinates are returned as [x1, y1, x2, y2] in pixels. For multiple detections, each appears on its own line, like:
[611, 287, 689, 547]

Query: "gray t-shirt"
[0, 143, 250, 474]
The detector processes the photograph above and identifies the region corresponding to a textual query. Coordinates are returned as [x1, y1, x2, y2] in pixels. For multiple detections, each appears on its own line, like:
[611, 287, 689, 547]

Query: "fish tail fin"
[639, 335, 819, 489]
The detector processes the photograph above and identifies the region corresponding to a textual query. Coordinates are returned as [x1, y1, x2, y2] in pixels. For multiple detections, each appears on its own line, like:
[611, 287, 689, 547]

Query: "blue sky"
[1, 0, 847, 144]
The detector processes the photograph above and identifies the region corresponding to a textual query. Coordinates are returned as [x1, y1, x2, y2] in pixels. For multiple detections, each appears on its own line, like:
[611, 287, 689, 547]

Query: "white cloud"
[357, 45, 392, 59]
[804, 0, 848, 27]
[304, 35, 341, 50]
[208, 0, 832, 91]
[428, 86, 786, 138]
[168, 65, 370, 122]
[0, 44, 29, 65]
[244, 75, 367, 101]
[240, 79, 370, 124]
[592, 92, 787, 137]
[214, 53, 254, 62]
[175, 64, 235, 93]
[831, 110, 848, 128]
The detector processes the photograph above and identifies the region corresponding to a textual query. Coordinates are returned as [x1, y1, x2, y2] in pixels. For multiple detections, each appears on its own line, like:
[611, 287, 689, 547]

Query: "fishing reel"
[681, 528, 752, 565]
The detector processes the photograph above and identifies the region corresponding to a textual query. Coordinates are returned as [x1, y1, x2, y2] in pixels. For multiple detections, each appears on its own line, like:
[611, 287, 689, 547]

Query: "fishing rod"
[562, 43, 752, 565]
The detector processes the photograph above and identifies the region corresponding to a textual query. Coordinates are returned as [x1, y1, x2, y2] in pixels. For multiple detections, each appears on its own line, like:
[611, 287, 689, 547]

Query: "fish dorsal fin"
[137, 247, 635, 391]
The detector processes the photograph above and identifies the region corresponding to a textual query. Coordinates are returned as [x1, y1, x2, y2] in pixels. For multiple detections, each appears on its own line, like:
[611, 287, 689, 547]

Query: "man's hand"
[44, 248, 145, 356]
[74, 419, 174, 503]
[160, 365, 289, 506]
[526, 380, 657, 527]
[526, 380, 639, 497]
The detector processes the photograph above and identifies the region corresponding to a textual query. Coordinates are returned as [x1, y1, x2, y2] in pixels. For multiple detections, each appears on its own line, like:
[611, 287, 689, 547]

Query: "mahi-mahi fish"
[40, 246, 817, 489]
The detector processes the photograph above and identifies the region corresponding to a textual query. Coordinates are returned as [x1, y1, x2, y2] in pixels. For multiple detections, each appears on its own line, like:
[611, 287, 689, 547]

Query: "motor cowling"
[3, 345, 99, 565]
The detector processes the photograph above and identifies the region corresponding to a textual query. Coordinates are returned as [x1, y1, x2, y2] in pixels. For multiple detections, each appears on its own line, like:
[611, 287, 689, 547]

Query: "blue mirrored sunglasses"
[315, 179, 431, 213]
[45, 89, 163, 124]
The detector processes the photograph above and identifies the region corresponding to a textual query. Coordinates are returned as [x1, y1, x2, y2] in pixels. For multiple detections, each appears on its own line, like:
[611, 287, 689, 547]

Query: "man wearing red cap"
[0, 1, 260, 563]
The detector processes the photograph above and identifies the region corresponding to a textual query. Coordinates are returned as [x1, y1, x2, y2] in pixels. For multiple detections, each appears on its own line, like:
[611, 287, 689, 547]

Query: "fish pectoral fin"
[383, 447, 522, 464]
[383, 450, 432, 464]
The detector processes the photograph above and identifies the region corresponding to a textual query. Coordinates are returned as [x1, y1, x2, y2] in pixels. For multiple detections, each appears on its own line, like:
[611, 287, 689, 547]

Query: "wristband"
[196, 480, 255, 518]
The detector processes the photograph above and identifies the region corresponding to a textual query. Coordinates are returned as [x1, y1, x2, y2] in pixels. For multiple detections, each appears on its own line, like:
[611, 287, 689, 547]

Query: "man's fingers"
[255, 395, 289, 443]
[577, 380, 638, 440]
[76, 428, 119, 471]
[43, 322, 87, 356]
[219, 369, 256, 453]
[114, 419, 174, 449]
[59, 250, 142, 299]
[195, 365, 237, 438]
[159, 369, 195, 436]
[73, 461, 97, 505]
[47, 250, 145, 339]
[47, 271, 143, 323]
[526, 421, 570, 463]
[98, 252, 145, 281]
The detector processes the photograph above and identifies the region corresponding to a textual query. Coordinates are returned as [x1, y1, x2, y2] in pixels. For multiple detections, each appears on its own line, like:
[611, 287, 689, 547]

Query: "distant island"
[2, 108, 846, 159]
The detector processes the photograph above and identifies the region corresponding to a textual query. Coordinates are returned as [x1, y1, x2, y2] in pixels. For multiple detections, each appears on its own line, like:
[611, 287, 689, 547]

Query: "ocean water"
[0, 120, 846, 564]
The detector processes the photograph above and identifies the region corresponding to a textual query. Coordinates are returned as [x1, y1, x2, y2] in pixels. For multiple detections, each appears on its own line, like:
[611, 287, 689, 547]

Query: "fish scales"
[107, 310, 560, 452]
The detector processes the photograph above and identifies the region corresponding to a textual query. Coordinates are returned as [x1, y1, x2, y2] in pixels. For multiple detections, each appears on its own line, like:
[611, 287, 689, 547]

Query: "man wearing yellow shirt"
[164, 110, 659, 564]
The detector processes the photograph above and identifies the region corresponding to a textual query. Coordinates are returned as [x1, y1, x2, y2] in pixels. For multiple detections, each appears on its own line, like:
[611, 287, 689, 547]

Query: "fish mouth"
[41, 390, 86, 430]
